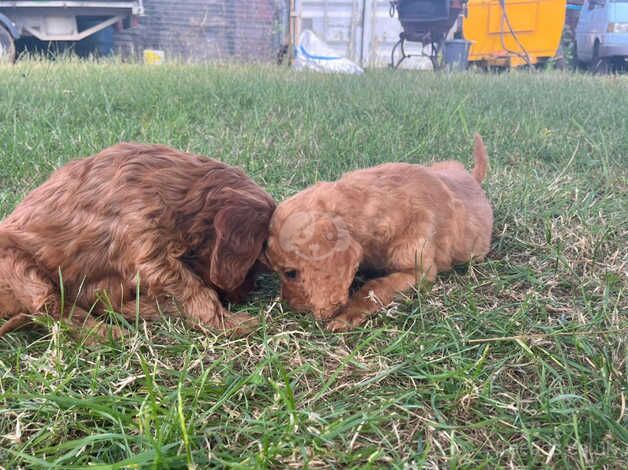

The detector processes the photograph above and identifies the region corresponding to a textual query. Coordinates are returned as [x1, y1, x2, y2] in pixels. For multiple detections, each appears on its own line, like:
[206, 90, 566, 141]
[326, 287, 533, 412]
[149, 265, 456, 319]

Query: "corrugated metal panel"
[114, 0, 284, 61]
[297, 0, 363, 61]
[297, 0, 430, 68]
[364, 0, 405, 66]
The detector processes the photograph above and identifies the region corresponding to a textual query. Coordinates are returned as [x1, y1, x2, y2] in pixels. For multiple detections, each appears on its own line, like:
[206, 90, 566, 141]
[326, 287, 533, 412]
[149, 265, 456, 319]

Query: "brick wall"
[114, 0, 287, 62]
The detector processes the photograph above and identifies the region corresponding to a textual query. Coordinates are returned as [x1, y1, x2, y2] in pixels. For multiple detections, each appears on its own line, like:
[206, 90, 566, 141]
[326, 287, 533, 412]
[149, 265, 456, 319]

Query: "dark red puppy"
[0, 143, 275, 338]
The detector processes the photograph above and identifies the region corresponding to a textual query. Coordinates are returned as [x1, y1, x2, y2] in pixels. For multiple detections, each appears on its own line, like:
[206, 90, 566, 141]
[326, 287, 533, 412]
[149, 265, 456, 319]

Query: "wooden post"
[288, 0, 298, 64]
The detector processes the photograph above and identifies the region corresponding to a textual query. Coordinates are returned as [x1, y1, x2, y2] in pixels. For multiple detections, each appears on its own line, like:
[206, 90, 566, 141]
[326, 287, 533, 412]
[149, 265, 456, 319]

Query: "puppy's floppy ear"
[293, 216, 363, 319]
[210, 204, 271, 292]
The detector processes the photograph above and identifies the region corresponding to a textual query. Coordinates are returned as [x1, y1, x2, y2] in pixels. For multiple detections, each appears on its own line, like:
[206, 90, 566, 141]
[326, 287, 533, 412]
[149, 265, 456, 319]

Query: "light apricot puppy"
[265, 134, 493, 331]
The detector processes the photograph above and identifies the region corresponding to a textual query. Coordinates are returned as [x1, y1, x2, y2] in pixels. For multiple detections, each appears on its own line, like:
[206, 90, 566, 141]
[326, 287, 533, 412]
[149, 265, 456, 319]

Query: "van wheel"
[0, 25, 16, 64]
[591, 41, 609, 74]
[572, 42, 586, 71]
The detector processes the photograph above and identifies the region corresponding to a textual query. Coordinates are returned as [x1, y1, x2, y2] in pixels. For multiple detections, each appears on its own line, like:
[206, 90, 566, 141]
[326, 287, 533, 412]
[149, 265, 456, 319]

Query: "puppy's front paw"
[325, 308, 366, 332]
[224, 312, 259, 337]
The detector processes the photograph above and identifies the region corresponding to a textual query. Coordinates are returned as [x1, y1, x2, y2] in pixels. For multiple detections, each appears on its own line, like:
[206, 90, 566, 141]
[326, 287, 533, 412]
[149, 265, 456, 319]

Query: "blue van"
[575, 0, 628, 71]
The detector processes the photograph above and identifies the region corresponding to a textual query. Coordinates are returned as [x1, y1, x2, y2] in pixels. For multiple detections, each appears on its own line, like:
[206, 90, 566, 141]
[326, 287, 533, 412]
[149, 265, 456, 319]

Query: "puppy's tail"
[471, 133, 488, 183]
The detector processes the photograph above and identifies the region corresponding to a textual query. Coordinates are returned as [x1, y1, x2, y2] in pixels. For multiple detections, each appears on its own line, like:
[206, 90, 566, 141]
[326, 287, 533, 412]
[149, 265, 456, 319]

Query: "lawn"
[0, 60, 626, 468]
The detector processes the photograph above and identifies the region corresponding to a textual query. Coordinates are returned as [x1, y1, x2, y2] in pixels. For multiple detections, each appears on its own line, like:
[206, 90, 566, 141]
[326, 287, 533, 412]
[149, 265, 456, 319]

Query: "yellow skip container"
[462, 0, 566, 67]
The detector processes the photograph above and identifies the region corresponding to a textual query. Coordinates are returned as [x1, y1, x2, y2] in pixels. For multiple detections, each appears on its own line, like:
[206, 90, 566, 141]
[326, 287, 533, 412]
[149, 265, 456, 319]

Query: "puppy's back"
[1, 143, 274, 281]
[334, 138, 492, 261]
[3, 143, 264, 229]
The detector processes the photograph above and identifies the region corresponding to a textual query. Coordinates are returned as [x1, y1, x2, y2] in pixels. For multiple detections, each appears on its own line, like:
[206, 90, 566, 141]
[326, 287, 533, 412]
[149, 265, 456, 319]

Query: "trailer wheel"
[0, 25, 16, 64]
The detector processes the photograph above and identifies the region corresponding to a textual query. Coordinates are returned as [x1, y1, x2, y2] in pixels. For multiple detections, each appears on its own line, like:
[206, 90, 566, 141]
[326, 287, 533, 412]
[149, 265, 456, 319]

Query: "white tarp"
[293, 30, 364, 75]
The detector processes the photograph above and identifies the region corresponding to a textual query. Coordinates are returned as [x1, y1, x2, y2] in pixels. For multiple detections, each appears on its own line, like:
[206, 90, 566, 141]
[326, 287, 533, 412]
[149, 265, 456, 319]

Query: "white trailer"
[0, 1, 143, 62]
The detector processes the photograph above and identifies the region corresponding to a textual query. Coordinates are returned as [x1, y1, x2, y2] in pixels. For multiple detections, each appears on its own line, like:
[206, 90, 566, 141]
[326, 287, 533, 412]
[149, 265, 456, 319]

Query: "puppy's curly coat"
[265, 134, 493, 331]
[0, 143, 275, 337]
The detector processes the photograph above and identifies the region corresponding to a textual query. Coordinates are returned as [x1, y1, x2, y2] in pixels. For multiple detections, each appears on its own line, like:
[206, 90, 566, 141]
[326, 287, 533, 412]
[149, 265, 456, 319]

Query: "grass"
[0, 58, 626, 468]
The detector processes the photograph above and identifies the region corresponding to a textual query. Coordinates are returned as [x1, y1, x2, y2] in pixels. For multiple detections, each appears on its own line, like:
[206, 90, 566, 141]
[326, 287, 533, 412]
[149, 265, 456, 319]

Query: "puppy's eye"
[284, 270, 298, 280]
